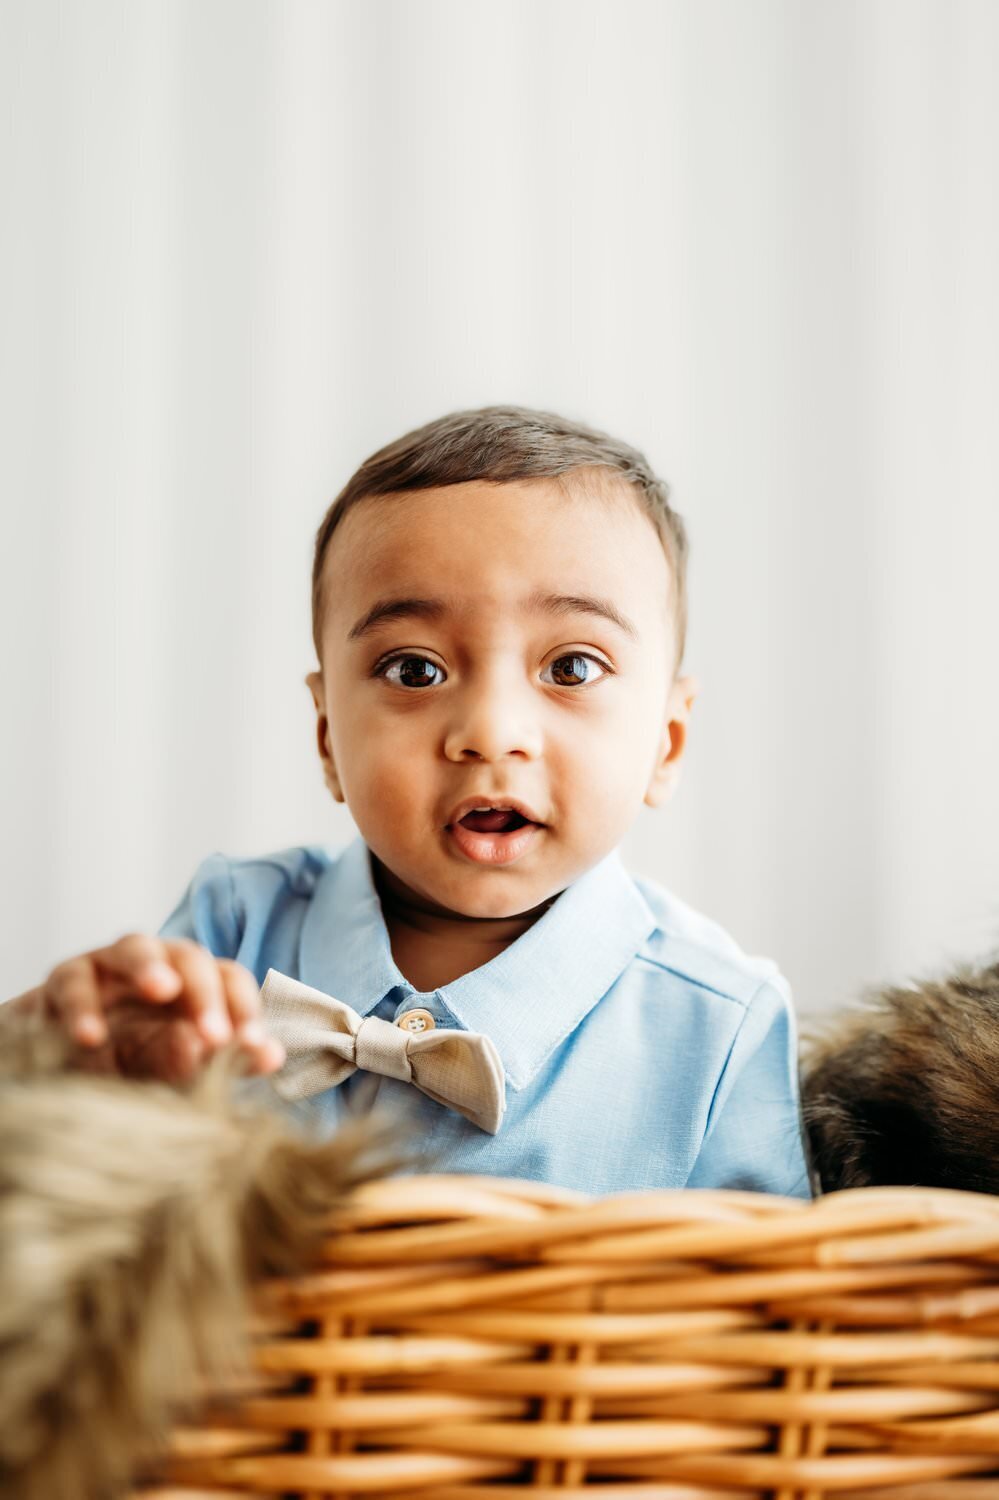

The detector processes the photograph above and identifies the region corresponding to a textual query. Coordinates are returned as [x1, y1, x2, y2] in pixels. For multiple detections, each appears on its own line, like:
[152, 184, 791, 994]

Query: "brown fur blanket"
[0, 1007, 396, 1500]
[800, 956, 999, 1195]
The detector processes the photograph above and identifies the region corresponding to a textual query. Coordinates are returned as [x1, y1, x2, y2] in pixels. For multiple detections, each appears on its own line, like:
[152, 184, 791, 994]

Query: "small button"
[396, 1007, 436, 1034]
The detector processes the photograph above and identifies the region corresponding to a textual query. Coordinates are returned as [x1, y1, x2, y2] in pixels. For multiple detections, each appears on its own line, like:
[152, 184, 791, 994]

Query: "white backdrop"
[3, 0, 998, 1018]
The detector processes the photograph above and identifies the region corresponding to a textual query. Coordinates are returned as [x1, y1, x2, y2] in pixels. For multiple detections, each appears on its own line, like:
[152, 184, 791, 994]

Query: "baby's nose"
[443, 683, 543, 762]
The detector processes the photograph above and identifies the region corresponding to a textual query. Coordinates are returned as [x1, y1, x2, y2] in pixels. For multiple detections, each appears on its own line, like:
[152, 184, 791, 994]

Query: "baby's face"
[307, 474, 697, 920]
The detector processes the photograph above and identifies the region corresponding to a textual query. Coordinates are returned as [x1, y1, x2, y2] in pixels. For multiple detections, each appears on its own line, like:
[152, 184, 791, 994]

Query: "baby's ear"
[644, 674, 699, 809]
[304, 671, 345, 804]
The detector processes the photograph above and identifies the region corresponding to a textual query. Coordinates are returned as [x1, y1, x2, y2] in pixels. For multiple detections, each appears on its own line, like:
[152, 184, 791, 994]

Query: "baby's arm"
[685, 978, 814, 1198]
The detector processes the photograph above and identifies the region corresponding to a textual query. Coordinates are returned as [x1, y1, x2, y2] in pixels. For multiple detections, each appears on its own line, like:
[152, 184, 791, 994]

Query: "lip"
[443, 794, 547, 868]
[446, 819, 544, 866]
[444, 794, 546, 828]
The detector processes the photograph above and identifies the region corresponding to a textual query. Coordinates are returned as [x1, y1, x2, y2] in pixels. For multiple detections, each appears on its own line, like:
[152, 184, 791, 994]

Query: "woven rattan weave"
[135, 1176, 999, 1498]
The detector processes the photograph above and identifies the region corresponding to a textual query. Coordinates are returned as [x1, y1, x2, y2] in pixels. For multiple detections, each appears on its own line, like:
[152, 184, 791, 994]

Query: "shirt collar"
[299, 833, 657, 1092]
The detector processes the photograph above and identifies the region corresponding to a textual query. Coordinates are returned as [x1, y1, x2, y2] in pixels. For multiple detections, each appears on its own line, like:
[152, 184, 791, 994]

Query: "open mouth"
[457, 808, 532, 834]
[446, 805, 543, 865]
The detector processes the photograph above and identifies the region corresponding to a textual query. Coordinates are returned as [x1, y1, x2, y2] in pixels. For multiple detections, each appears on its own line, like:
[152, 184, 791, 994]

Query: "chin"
[437, 870, 558, 921]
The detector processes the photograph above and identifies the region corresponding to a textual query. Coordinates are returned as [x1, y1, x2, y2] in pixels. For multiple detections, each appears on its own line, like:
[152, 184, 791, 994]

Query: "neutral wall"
[3, 0, 998, 1018]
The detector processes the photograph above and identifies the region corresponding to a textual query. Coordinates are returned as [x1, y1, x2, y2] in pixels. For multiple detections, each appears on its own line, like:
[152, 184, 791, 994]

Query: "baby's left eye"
[541, 654, 609, 688]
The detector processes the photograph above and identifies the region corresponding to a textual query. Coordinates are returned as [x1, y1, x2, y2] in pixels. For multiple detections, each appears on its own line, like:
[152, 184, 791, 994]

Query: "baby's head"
[306, 405, 698, 920]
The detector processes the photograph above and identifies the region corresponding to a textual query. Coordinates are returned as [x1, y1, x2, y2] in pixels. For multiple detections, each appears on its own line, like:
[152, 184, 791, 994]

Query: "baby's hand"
[18, 935, 285, 1083]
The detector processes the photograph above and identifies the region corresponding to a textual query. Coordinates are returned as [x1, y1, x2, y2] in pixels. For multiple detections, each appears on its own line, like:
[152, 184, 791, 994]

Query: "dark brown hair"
[311, 404, 689, 673]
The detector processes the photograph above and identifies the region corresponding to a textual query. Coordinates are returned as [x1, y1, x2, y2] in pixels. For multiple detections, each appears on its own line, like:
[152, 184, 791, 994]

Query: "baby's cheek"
[576, 747, 651, 843]
[352, 757, 419, 833]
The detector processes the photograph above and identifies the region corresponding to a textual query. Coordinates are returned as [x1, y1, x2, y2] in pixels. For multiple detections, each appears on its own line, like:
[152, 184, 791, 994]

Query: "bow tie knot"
[353, 1012, 415, 1083]
[259, 969, 506, 1134]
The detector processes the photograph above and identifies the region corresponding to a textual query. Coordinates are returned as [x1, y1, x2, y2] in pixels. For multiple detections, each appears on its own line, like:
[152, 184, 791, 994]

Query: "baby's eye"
[541, 653, 609, 688]
[379, 655, 446, 689]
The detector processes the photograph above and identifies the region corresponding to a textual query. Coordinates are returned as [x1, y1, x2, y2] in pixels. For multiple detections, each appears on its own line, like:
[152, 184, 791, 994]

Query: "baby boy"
[19, 405, 811, 1198]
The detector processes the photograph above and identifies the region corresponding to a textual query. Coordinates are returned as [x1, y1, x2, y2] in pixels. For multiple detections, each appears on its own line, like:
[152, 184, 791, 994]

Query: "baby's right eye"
[379, 655, 446, 689]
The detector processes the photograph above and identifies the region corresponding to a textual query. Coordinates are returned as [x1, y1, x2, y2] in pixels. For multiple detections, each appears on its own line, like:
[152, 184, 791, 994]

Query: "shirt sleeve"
[685, 976, 815, 1198]
[157, 852, 242, 957]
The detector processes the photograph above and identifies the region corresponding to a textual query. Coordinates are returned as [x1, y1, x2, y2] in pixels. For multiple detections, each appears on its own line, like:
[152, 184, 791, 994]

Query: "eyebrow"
[346, 590, 639, 642]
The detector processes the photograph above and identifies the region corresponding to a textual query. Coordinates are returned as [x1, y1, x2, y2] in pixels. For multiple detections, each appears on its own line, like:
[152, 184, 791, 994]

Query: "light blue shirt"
[159, 834, 812, 1199]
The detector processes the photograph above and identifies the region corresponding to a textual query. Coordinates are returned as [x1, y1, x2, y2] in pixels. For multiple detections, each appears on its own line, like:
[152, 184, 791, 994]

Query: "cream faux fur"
[0, 1005, 396, 1500]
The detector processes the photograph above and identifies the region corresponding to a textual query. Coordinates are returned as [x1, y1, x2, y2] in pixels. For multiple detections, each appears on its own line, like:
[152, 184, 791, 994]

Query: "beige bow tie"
[259, 968, 506, 1134]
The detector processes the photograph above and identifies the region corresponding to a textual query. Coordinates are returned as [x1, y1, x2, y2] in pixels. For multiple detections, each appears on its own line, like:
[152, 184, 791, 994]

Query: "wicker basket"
[134, 1176, 999, 1499]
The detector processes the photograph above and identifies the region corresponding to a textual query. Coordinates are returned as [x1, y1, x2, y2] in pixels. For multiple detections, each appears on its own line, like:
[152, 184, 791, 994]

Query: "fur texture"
[800, 958, 999, 1195]
[0, 1005, 397, 1500]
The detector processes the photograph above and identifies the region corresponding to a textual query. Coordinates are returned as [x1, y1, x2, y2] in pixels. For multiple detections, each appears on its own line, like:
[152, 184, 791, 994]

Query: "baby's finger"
[161, 938, 232, 1047]
[236, 1027, 286, 1074]
[44, 956, 108, 1045]
[99, 933, 183, 999]
[216, 959, 286, 1074]
[215, 958, 261, 1029]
